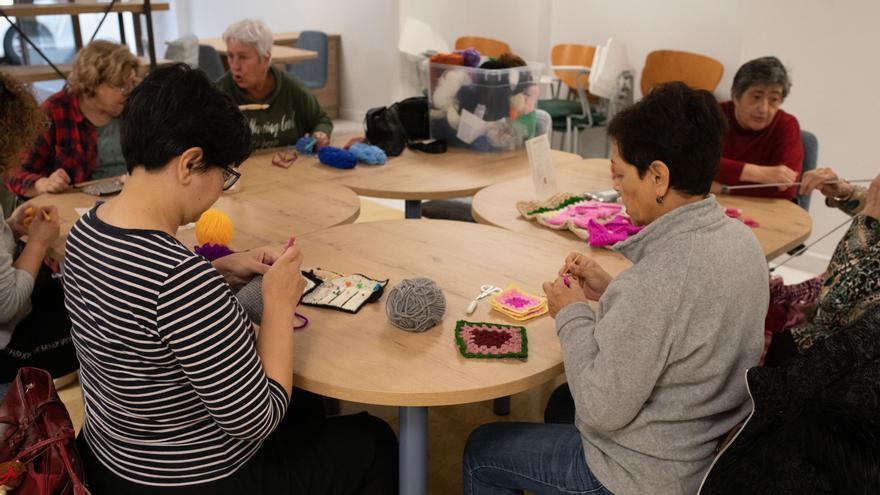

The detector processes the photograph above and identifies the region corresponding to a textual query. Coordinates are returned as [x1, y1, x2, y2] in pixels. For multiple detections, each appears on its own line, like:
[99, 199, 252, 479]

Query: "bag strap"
[12, 427, 90, 494]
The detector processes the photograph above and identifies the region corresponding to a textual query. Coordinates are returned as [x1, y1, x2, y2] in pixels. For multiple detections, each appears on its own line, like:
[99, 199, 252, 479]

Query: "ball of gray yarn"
[385, 278, 446, 332]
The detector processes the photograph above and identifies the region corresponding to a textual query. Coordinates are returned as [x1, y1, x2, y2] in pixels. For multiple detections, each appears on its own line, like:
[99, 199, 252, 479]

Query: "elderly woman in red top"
[712, 56, 803, 200]
[5, 40, 138, 198]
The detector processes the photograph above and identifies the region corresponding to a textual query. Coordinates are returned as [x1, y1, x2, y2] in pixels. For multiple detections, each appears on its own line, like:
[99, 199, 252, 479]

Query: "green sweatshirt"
[217, 65, 333, 150]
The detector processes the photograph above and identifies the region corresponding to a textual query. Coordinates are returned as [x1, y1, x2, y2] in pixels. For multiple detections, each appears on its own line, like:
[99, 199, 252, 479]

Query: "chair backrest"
[288, 30, 328, 89]
[197, 44, 225, 81]
[551, 43, 596, 93]
[796, 130, 819, 211]
[454, 36, 511, 58]
[640, 49, 723, 95]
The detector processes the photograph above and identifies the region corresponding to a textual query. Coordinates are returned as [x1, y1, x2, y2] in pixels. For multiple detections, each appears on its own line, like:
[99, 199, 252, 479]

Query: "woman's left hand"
[543, 276, 589, 318]
[312, 132, 330, 148]
[7, 200, 37, 238]
[212, 248, 276, 288]
[862, 174, 880, 220]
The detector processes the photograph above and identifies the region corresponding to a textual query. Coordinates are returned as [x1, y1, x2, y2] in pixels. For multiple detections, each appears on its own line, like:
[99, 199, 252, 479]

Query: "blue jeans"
[462, 422, 614, 495]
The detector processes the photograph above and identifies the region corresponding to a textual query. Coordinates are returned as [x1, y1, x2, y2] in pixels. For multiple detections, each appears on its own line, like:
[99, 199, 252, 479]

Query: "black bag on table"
[364, 96, 445, 156]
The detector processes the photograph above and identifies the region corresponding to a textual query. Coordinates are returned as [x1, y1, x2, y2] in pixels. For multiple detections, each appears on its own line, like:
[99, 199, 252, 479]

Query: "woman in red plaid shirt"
[5, 40, 138, 198]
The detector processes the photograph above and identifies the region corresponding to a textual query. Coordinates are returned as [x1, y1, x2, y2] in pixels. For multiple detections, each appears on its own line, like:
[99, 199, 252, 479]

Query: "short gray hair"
[731, 56, 791, 100]
[222, 18, 273, 59]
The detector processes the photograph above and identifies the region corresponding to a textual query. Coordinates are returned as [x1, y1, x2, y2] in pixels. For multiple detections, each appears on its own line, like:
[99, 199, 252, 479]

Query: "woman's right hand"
[27, 205, 60, 245]
[798, 167, 853, 199]
[742, 164, 798, 191]
[261, 245, 305, 310]
[558, 252, 612, 301]
[34, 169, 72, 194]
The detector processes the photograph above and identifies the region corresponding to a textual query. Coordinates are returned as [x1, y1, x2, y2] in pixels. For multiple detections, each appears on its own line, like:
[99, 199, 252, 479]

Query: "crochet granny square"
[490, 284, 548, 321]
[454, 320, 528, 359]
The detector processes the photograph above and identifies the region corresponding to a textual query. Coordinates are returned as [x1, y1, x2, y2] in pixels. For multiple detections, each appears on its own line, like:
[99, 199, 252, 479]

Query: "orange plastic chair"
[550, 43, 597, 97]
[454, 36, 511, 58]
[640, 50, 724, 95]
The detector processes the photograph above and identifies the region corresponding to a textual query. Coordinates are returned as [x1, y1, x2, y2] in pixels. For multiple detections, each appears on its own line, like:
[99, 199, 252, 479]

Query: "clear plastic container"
[425, 61, 545, 152]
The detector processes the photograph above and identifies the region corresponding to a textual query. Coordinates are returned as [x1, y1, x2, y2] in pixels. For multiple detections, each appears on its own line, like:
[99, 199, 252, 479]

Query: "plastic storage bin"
[425, 61, 544, 152]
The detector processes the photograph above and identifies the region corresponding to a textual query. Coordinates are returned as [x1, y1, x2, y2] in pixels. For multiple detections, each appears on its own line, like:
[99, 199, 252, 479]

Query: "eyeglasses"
[221, 166, 241, 191]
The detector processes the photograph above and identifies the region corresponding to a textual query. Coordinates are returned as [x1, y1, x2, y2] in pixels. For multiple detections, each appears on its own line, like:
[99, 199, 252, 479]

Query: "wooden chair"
[454, 36, 511, 58]
[537, 43, 598, 154]
[640, 49, 723, 95]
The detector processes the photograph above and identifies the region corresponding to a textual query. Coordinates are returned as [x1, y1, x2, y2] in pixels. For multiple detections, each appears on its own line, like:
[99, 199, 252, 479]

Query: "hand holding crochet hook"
[558, 252, 613, 302]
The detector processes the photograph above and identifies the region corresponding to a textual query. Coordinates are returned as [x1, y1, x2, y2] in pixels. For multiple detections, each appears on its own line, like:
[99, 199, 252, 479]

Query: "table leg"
[399, 406, 428, 495]
[493, 396, 511, 416]
[405, 200, 422, 219]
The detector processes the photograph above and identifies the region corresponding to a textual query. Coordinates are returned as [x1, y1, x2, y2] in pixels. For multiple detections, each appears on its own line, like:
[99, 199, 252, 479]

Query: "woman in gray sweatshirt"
[463, 82, 768, 495]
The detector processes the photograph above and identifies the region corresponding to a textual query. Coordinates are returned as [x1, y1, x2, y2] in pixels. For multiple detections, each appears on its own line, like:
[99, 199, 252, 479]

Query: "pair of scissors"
[466, 284, 503, 314]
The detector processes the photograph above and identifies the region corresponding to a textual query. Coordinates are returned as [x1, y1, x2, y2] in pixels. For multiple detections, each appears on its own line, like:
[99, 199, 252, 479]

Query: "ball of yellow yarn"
[195, 209, 233, 246]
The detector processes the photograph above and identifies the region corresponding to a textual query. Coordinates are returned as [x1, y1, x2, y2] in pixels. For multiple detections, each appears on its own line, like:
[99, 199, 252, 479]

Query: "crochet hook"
[721, 178, 873, 194]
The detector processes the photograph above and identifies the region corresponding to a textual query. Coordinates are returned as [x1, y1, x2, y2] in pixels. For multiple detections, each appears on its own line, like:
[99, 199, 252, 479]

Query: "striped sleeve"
[156, 256, 288, 441]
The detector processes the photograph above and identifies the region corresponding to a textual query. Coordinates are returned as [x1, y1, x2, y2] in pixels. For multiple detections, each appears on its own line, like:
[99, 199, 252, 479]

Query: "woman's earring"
[656, 195, 664, 204]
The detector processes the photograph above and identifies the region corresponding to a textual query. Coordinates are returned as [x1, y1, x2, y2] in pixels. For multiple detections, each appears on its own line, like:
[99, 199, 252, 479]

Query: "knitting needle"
[768, 217, 855, 273]
[721, 178, 873, 193]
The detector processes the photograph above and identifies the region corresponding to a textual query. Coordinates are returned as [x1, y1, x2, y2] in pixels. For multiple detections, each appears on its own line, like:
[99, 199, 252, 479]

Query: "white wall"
[739, 0, 880, 266]
[549, 0, 745, 100]
[176, 0, 399, 121]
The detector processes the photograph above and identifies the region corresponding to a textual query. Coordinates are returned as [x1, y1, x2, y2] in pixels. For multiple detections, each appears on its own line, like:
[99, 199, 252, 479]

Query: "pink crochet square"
[543, 201, 622, 229]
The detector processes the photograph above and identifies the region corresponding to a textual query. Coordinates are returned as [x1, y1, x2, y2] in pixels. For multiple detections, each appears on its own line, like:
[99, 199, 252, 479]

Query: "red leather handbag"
[0, 367, 88, 494]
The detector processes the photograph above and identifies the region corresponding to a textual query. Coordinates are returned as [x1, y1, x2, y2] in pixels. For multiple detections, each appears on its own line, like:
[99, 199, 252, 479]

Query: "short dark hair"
[121, 63, 251, 173]
[731, 56, 791, 100]
[607, 81, 726, 196]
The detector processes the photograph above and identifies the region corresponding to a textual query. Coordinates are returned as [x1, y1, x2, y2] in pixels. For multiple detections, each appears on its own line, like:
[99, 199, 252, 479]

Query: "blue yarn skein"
[295, 136, 318, 154]
[348, 142, 387, 165]
[318, 146, 358, 169]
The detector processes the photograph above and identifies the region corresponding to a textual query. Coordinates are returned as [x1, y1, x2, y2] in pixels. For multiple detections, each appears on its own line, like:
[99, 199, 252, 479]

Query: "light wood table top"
[199, 38, 317, 65]
[293, 219, 588, 407]
[256, 146, 585, 201]
[472, 159, 813, 261]
[28, 166, 360, 256]
[0, 1, 169, 16]
[2, 56, 172, 83]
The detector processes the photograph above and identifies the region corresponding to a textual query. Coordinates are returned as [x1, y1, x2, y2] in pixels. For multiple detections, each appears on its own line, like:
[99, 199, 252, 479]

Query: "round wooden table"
[254, 146, 585, 218]
[472, 159, 813, 260]
[294, 220, 577, 495]
[28, 167, 360, 256]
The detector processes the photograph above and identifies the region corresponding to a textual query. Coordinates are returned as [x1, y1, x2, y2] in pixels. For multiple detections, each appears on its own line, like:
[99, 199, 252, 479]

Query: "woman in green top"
[217, 19, 333, 151]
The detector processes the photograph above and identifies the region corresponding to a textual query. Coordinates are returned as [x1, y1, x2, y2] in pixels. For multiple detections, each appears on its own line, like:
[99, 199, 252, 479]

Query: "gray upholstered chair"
[287, 31, 328, 89]
[796, 130, 819, 211]
[197, 44, 226, 81]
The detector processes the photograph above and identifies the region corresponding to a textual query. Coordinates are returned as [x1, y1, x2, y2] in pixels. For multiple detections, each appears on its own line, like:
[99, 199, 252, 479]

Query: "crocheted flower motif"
[454, 320, 528, 359]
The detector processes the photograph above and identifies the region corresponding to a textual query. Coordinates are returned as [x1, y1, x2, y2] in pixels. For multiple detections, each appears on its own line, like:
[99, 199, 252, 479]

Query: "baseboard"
[770, 250, 830, 275]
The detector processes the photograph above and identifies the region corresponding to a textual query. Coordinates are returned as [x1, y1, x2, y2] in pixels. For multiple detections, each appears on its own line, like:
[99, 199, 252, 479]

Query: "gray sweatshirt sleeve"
[555, 280, 678, 432]
[0, 249, 34, 324]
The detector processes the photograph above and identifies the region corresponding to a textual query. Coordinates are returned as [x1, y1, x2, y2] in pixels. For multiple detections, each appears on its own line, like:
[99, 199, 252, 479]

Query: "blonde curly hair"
[67, 40, 139, 98]
[0, 73, 45, 178]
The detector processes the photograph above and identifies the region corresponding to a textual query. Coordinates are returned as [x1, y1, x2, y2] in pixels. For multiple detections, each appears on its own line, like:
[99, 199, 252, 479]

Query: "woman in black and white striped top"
[63, 64, 397, 495]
